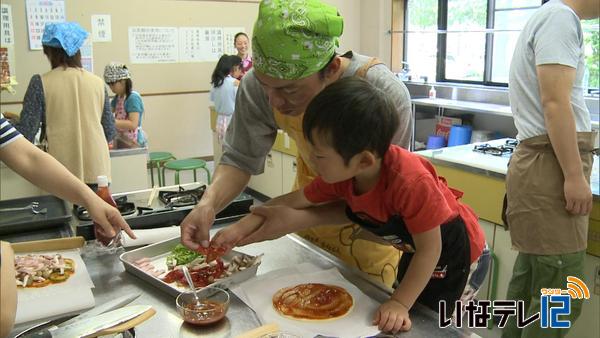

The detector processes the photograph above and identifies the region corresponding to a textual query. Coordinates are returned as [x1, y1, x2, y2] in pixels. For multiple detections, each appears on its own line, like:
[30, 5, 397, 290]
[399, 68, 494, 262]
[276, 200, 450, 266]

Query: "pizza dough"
[272, 283, 354, 321]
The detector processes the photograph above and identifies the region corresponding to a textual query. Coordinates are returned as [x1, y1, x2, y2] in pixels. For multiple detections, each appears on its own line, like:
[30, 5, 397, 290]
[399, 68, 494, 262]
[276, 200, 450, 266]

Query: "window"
[404, 0, 438, 83]
[489, 1, 538, 83]
[402, 0, 599, 91]
[444, 0, 487, 82]
[583, 19, 599, 92]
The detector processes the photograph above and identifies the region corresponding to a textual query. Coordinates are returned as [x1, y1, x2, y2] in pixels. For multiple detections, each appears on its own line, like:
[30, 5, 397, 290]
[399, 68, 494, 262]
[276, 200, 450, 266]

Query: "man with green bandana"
[180, 0, 413, 288]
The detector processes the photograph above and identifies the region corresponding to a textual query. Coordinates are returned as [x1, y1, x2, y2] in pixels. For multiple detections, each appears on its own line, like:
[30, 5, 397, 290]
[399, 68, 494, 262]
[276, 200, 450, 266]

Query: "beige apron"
[273, 58, 401, 287]
[506, 132, 596, 255]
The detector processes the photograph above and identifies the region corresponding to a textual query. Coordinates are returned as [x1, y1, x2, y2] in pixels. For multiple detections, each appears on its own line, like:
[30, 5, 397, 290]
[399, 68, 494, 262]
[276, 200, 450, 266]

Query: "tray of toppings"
[119, 236, 261, 297]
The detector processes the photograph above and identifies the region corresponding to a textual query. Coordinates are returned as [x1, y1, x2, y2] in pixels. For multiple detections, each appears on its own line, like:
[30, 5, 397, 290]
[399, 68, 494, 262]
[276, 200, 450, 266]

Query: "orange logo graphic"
[563, 276, 590, 300]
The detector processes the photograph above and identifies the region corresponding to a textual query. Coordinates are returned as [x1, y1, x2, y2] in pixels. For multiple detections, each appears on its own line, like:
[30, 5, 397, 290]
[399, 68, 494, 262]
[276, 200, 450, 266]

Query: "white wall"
[0, 0, 367, 161]
[359, 0, 393, 67]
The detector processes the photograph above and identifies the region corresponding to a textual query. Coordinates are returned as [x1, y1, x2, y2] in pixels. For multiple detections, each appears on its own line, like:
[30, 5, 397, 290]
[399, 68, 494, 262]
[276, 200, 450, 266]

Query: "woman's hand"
[85, 197, 136, 239]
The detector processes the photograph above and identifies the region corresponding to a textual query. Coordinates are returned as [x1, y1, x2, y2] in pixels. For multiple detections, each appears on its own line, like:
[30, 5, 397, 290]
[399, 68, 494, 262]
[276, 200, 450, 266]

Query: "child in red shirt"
[213, 77, 486, 334]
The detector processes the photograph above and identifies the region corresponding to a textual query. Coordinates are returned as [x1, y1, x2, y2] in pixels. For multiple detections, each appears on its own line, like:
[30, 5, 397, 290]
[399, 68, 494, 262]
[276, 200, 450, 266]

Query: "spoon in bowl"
[181, 265, 201, 307]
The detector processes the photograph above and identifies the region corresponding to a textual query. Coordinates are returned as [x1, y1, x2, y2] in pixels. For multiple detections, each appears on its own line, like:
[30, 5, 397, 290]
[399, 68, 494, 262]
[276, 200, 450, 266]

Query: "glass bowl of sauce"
[176, 287, 230, 325]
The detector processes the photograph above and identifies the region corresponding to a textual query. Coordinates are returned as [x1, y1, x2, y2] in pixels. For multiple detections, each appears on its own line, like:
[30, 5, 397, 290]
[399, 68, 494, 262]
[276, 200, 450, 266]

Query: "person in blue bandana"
[12, 22, 116, 187]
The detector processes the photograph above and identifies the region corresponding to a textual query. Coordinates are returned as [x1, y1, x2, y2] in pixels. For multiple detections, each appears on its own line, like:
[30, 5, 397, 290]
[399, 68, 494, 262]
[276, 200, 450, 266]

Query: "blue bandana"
[42, 22, 88, 57]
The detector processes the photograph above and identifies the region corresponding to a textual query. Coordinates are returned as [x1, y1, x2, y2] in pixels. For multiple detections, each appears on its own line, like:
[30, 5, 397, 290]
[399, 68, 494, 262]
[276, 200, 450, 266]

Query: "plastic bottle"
[429, 86, 437, 99]
[93, 175, 120, 246]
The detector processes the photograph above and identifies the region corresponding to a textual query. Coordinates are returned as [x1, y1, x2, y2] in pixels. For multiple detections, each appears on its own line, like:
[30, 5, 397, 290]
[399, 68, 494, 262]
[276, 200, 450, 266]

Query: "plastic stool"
[148, 152, 175, 187]
[163, 158, 211, 185]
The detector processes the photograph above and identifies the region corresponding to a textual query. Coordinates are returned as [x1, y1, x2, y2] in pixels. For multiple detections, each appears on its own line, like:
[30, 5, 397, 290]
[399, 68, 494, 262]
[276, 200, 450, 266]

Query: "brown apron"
[505, 132, 596, 255]
[272, 57, 401, 287]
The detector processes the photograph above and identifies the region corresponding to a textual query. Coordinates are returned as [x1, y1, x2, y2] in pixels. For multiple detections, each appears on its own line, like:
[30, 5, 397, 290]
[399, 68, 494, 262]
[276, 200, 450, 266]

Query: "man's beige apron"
[273, 58, 401, 287]
[506, 132, 596, 255]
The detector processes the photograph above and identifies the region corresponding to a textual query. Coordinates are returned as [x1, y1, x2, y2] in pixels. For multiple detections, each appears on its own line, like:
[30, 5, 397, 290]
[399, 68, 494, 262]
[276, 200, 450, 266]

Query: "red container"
[93, 175, 120, 246]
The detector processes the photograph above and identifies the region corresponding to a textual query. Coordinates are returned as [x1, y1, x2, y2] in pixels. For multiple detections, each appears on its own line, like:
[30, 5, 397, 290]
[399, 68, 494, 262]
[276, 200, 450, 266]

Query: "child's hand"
[372, 299, 412, 333]
[211, 214, 265, 249]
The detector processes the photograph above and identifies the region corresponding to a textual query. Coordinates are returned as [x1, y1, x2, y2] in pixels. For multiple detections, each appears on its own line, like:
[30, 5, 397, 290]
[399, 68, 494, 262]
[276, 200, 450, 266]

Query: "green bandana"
[252, 0, 344, 80]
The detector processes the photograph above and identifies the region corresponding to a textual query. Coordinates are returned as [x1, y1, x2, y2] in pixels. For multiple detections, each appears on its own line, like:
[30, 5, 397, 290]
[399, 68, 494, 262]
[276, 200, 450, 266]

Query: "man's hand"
[564, 175, 592, 215]
[86, 199, 136, 240]
[180, 202, 216, 250]
[373, 299, 412, 333]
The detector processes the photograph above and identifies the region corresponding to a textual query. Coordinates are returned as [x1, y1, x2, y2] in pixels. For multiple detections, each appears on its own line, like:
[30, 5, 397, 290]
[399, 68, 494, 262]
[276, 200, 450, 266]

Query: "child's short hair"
[303, 77, 399, 164]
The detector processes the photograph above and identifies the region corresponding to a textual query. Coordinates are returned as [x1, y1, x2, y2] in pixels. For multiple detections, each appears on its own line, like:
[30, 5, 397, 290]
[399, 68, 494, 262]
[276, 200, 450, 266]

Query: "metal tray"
[0, 195, 71, 235]
[119, 236, 261, 298]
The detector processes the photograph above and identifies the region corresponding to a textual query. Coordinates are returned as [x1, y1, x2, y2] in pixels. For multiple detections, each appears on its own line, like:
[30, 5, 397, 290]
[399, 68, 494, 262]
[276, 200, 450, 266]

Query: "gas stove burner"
[75, 196, 136, 221]
[473, 143, 515, 156]
[158, 185, 206, 208]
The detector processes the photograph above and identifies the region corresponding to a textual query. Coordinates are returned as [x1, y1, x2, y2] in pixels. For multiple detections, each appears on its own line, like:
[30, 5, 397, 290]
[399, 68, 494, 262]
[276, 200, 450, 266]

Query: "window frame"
[403, 0, 545, 87]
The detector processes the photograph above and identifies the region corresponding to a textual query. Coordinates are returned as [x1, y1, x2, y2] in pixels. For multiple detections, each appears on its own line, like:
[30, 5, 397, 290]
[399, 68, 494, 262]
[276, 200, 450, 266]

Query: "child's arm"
[235, 199, 349, 246]
[210, 188, 316, 248]
[115, 112, 139, 130]
[374, 226, 442, 333]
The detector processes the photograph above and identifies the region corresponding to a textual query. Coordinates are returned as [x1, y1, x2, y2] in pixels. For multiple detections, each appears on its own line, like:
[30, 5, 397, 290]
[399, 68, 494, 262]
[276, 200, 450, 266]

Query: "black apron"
[345, 206, 472, 314]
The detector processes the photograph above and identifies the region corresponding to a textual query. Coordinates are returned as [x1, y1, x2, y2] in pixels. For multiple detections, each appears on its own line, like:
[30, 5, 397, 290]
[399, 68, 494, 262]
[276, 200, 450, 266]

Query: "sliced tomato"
[162, 269, 183, 283]
[188, 258, 226, 287]
[197, 246, 226, 263]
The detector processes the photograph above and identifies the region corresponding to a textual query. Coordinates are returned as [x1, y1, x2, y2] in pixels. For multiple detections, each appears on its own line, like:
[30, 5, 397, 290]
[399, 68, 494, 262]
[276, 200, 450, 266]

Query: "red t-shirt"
[304, 145, 485, 263]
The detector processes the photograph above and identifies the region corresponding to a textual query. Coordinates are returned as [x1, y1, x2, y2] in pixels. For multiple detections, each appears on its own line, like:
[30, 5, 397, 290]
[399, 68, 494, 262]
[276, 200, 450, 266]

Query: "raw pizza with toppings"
[14, 254, 75, 288]
[272, 283, 354, 321]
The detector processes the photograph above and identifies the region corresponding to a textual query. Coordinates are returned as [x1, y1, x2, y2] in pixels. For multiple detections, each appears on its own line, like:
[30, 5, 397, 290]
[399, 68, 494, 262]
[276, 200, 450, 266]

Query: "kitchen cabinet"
[108, 148, 149, 193]
[212, 131, 223, 166]
[1, 148, 148, 199]
[281, 153, 297, 194]
[247, 151, 283, 198]
[246, 131, 299, 199]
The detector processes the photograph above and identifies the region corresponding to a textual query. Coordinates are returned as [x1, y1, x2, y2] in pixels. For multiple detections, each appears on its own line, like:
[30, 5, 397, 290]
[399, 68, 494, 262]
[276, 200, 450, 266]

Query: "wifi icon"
[564, 276, 590, 300]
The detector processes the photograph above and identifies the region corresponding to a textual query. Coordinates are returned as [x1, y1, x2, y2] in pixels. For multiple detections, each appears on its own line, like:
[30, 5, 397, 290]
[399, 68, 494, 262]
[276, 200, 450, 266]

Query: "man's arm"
[537, 64, 592, 215]
[180, 70, 278, 250]
[366, 65, 413, 150]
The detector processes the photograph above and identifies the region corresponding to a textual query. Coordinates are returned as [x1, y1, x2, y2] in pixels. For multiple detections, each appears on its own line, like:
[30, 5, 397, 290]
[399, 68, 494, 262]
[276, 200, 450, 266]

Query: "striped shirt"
[0, 115, 22, 148]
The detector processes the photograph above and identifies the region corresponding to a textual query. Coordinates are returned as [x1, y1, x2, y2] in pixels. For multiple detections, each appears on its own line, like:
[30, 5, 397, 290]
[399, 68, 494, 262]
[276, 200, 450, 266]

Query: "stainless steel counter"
[417, 140, 600, 200]
[10, 229, 475, 338]
[109, 146, 148, 158]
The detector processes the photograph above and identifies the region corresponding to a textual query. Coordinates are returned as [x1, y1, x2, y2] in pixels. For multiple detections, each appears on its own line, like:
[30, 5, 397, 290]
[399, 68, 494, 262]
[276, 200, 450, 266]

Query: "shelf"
[411, 97, 513, 117]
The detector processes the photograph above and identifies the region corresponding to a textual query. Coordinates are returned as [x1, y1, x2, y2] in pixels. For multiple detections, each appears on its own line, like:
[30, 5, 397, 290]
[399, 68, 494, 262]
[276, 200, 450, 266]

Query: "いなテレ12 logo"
[540, 276, 590, 329]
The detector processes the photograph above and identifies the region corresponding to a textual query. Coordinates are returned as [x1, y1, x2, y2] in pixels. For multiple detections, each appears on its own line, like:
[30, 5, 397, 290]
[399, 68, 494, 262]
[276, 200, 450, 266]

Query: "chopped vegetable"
[49, 272, 68, 283]
[166, 244, 203, 270]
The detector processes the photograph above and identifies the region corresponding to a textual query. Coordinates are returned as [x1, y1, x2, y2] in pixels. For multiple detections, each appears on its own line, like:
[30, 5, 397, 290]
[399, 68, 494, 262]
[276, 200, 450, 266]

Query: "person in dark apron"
[212, 77, 487, 334]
